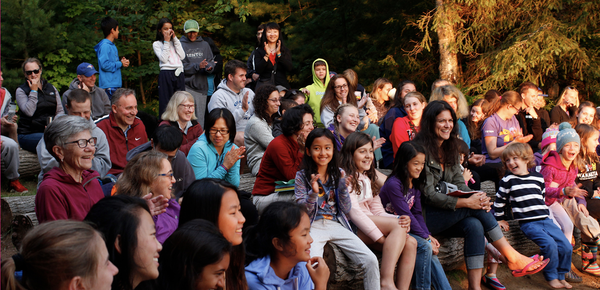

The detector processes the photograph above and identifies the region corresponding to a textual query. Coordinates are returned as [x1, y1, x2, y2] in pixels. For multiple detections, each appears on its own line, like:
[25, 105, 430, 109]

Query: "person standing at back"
[180, 19, 215, 126]
[95, 17, 130, 99]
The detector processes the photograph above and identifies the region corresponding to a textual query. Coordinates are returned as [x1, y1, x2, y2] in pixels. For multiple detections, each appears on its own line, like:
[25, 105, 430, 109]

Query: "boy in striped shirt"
[493, 142, 572, 289]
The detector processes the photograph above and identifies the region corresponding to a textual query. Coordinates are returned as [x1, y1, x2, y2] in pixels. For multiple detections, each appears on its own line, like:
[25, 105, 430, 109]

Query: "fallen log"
[1, 199, 12, 233]
[2, 196, 35, 217]
[0, 148, 40, 178]
[11, 212, 38, 249]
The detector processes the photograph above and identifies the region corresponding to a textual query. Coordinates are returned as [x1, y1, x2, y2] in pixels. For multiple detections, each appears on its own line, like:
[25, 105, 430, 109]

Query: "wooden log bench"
[0, 148, 41, 180]
[1, 196, 38, 249]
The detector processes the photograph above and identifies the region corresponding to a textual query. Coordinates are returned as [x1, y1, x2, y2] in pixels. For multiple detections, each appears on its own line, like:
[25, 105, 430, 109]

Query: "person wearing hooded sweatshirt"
[62, 62, 111, 120]
[208, 60, 255, 147]
[301, 59, 330, 128]
[180, 20, 215, 126]
[95, 17, 129, 97]
[36, 89, 111, 188]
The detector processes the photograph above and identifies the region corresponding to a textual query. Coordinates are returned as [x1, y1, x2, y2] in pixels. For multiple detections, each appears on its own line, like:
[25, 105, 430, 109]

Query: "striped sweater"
[493, 172, 549, 222]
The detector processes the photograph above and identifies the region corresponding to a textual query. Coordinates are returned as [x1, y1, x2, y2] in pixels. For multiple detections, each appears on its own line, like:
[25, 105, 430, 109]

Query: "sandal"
[511, 255, 549, 277]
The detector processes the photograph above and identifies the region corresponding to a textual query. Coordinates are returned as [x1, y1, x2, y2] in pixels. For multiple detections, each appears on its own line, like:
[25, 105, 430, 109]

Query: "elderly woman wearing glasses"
[16, 57, 64, 153]
[187, 108, 246, 187]
[160, 91, 204, 156]
[35, 115, 104, 223]
[115, 150, 178, 243]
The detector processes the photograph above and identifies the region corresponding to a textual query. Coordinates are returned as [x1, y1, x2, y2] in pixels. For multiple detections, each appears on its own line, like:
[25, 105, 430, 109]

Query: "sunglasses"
[25, 69, 40, 76]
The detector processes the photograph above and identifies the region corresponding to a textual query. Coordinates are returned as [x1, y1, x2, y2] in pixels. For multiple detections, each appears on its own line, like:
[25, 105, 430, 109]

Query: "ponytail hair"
[485, 90, 523, 118]
[2, 220, 102, 290]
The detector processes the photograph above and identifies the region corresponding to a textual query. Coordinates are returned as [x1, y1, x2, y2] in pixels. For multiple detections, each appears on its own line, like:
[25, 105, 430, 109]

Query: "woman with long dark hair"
[415, 100, 548, 289]
[254, 22, 293, 90]
[153, 18, 186, 116]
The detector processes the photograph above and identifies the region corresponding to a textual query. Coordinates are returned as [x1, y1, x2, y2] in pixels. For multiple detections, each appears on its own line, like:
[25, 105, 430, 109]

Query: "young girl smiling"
[341, 132, 417, 290]
[295, 128, 381, 290]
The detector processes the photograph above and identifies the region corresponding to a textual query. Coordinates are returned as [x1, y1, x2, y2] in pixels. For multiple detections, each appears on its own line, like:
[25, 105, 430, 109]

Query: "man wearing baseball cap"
[180, 19, 215, 126]
[62, 62, 111, 120]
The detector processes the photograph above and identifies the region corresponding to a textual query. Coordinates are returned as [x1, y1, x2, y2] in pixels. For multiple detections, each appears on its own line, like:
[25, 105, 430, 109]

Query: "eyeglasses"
[178, 104, 195, 110]
[158, 172, 174, 178]
[210, 128, 230, 135]
[302, 121, 316, 128]
[25, 69, 40, 75]
[66, 137, 97, 148]
[267, 97, 281, 103]
[334, 84, 348, 90]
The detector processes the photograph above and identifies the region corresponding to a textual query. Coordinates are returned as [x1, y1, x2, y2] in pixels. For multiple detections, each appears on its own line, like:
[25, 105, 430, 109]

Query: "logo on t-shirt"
[499, 128, 519, 145]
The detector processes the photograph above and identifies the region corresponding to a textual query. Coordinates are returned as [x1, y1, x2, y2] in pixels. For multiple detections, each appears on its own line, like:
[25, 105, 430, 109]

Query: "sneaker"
[565, 269, 582, 283]
[481, 275, 506, 290]
[9, 180, 28, 194]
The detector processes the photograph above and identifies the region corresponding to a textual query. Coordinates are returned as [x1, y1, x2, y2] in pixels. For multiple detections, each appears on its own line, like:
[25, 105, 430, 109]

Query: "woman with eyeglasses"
[244, 85, 279, 176]
[252, 104, 315, 214]
[319, 74, 360, 128]
[160, 91, 204, 156]
[16, 57, 64, 153]
[187, 108, 245, 186]
[551, 86, 580, 125]
[115, 150, 178, 243]
[35, 115, 104, 223]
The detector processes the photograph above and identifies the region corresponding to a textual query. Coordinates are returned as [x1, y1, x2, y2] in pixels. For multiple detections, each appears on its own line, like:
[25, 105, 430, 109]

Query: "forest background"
[2, 0, 600, 114]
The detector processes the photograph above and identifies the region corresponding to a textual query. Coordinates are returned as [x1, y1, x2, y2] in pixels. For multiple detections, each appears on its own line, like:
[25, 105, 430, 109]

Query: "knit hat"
[540, 124, 559, 150]
[556, 122, 580, 153]
[183, 20, 199, 33]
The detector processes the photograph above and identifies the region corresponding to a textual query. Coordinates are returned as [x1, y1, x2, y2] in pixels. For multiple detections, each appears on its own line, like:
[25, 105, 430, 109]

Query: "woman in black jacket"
[254, 22, 293, 90]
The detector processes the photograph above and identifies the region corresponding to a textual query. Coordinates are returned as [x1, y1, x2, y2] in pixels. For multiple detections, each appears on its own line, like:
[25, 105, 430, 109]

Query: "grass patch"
[1, 175, 38, 197]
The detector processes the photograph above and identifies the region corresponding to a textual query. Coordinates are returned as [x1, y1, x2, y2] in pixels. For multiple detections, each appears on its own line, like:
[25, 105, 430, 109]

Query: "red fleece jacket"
[96, 112, 147, 175]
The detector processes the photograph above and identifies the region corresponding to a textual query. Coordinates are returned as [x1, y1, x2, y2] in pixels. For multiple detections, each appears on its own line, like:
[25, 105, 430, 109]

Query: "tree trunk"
[138, 50, 146, 104]
[435, 0, 460, 83]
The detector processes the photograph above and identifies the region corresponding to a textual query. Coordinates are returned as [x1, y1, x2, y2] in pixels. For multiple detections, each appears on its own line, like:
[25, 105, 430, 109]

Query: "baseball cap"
[184, 20, 200, 33]
[76, 63, 98, 77]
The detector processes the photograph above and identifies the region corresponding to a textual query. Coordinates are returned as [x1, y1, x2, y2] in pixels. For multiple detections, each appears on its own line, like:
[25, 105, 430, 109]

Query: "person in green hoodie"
[301, 59, 330, 128]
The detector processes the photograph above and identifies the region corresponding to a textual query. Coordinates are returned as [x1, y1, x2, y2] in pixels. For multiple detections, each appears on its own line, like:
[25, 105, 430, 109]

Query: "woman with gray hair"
[430, 84, 471, 148]
[159, 91, 204, 156]
[35, 115, 105, 223]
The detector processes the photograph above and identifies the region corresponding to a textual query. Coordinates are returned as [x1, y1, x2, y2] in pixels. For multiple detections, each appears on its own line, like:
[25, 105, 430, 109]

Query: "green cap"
[184, 20, 199, 33]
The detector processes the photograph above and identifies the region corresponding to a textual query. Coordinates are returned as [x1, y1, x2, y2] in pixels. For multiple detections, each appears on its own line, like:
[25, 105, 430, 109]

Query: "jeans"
[18, 133, 44, 153]
[410, 233, 451, 290]
[520, 218, 572, 281]
[424, 205, 504, 269]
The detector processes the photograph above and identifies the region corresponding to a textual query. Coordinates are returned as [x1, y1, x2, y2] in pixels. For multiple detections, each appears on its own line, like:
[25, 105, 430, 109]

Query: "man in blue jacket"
[95, 17, 130, 99]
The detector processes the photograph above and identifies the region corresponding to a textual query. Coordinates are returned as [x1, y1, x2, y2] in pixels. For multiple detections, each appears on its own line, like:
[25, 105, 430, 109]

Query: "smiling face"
[353, 142, 374, 173]
[228, 68, 247, 93]
[150, 158, 174, 199]
[504, 154, 529, 176]
[333, 78, 349, 101]
[60, 130, 96, 172]
[470, 105, 484, 123]
[378, 83, 393, 102]
[443, 95, 458, 112]
[298, 113, 315, 137]
[286, 213, 313, 263]
[161, 22, 173, 36]
[78, 74, 97, 89]
[24, 61, 42, 81]
[131, 210, 162, 287]
[435, 110, 454, 143]
[408, 153, 425, 180]
[186, 31, 198, 42]
[68, 99, 92, 121]
[521, 88, 537, 108]
[209, 118, 230, 149]
[560, 141, 580, 162]
[87, 234, 119, 290]
[265, 28, 279, 44]
[404, 96, 424, 122]
[112, 94, 138, 129]
[195, 253, 229, 290]
[337, 106, 359, 135]
[308, 136, 334, 169]
[266, 91, 281, 116]
[218, 190, 245, 246]
[177, 99, 195, 123]
[578, 106, 596, 125]
[564, 90, 579, 106]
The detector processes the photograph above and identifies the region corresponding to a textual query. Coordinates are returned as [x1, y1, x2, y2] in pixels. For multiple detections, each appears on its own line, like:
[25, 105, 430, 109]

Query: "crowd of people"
[3, 16, 600, 290]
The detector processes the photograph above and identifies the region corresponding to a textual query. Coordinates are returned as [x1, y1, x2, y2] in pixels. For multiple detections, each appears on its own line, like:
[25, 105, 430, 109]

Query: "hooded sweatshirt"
[94, 39, 123, 89]
[62, 78, 111, 120]
[180, 35, 214, 94]
[35, 167, 104, 223]
[540, 150, 586, 206]
[245, 255, 314, 290]
[207, 79, 255, 132]
[303, 59, 330, 128]
[187, 134, 241, 187]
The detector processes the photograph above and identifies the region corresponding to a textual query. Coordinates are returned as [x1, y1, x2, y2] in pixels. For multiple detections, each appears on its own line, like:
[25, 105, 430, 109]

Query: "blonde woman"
[551, 86, 580, 125]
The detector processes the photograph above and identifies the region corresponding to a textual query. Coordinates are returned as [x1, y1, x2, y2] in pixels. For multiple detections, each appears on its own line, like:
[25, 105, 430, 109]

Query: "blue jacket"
[95, 39, 123, 89]
[245, 255, 314, 290]
[187, 134, 240, 187]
